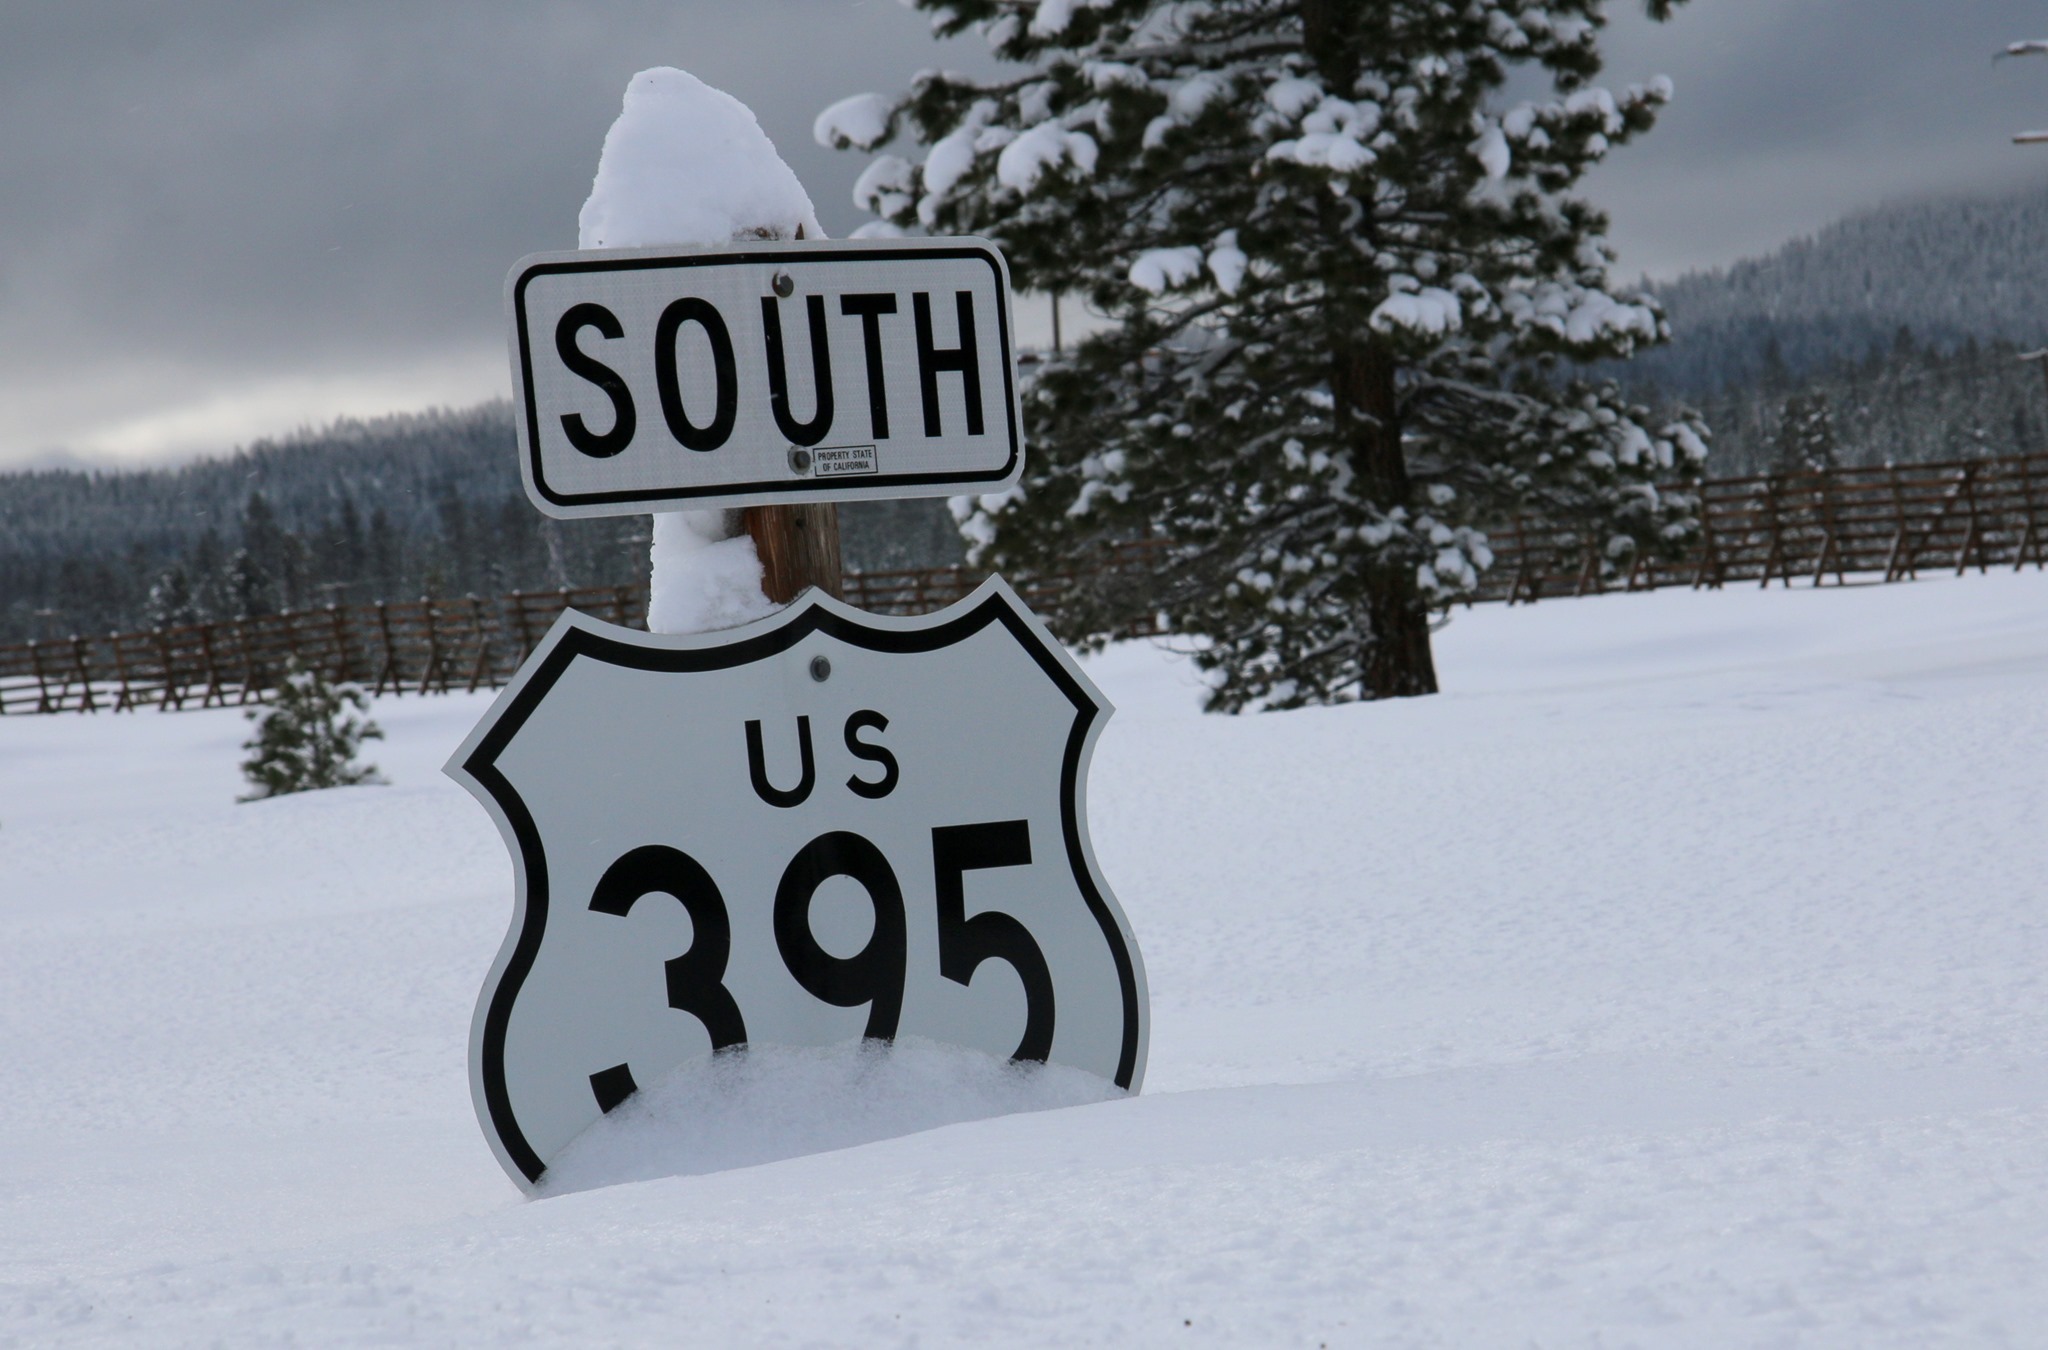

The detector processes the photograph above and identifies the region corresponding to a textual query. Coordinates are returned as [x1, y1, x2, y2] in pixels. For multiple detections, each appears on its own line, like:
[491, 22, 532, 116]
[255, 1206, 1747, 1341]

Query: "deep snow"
[2, 571, 2046, 1346]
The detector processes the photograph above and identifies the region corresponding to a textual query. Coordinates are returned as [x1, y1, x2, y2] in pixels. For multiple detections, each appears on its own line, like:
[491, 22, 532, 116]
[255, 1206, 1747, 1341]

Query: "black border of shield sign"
[454, 579, 1144, 1185]
[509, 242, 1024, 513]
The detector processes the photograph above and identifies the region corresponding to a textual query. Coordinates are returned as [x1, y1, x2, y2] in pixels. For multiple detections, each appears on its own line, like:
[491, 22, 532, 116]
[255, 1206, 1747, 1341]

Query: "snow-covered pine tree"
[1772, 391, 1839, 474]
[238, 661, 386, 801]
[143, 564, 203, 630]
[822, 0, 1708, 708]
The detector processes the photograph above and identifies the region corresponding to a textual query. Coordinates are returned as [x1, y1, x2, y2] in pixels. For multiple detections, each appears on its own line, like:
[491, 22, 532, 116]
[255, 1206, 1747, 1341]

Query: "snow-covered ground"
[3, 571, 2045, 1347]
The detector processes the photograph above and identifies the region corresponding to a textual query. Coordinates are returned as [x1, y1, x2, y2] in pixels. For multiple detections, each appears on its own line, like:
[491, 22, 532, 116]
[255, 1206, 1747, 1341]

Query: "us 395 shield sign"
[446, 578, 1148, 1189]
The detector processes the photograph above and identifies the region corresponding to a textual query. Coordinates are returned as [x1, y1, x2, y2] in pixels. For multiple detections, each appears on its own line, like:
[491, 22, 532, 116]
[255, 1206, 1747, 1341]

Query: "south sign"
[505, 238, 1025, 517]
[446, 579, 1148, 1189]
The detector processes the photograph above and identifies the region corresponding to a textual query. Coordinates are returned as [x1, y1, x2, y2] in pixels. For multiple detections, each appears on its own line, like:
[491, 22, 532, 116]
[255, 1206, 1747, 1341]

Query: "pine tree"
[189, 528, 234, 621]
[237, 660, 386, 801]
[143, 564, 203, 630]
[366, 507, 403, 601]
[1772, 391, 1838, 474]
[317, 496, 369, 603]
[826, 0, 1707, 708]
[236, 490, 305, 617]
[1758, 335, 1791, 396]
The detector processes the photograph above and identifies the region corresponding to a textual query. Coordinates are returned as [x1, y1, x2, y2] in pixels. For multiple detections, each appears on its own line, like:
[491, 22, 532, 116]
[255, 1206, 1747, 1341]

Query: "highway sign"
[505, 238, 1025, 517]
[446, 577, 1147, 1189]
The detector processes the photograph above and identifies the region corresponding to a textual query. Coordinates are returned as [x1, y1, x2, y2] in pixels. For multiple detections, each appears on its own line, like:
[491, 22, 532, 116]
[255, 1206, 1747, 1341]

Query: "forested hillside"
[0, 405, 963, 643]
[1606, 178, 2048, 476]
[1680, 335, 2048, 478]
[1632, 179, 2048, 398]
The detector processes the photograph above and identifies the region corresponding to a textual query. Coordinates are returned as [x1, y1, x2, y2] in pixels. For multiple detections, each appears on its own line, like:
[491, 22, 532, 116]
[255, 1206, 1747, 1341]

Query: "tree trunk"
[1301, 0, 1364, 87]
[1303, 4, 1438, 700]
[743, 503, 844, 604]
[1333, 336, 1439, 700]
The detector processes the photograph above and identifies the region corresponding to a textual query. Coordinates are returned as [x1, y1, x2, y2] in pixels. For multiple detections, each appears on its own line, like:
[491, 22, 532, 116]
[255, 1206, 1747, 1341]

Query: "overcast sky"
[4, 0, 2047, 470]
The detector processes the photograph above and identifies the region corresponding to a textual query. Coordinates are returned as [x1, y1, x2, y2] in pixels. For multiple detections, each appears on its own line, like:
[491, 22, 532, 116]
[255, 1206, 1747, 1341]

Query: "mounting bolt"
[809, 655, 832, 683]
[787, 447, 813, 475]
[771, 270, 795, 298]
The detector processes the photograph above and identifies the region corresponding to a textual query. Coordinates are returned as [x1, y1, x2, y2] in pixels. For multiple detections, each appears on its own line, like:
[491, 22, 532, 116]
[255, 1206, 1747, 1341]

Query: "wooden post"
[156, 628, 183, 711]
[464, 596, 493, 693]
[509, 592, 536, 659]
[742, 503, 844, 604]
[231, 620, 259, 705]
[644, 217, 846, 620]
[420, 600, 447, 695]
[1955, 463, 1984, 575]
[197, 625, 226, 708]
[29, 641, 54, 714]
[326, 605, 351, 683]
[2016, 455, 2046, 570]
[373, 603, 400, 696]
[1758, 476, 1787, 589]
[1574, 538, 1602, 596]
[1883, 465, 1913, 583]
[71, 636, 99, 713]
[1506, 514, 1529, 605]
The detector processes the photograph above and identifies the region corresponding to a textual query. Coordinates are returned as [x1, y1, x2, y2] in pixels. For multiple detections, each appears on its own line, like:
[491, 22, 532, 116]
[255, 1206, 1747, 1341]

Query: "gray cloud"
[3, 0, 2046, 466]
[1591, 0, 2048, 278]
[0, 1, 992, 464]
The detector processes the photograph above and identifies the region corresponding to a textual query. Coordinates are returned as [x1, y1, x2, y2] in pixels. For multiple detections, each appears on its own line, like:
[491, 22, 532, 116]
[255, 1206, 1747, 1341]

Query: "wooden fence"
[5, 453, 2043, 716]
[0, 586, 643, 717]
[1482, 453, 2048, 603]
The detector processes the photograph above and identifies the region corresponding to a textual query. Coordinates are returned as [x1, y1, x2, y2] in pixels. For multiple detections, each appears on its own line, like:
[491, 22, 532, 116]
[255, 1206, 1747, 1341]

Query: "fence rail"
[0, 586, 644, 717]
[6, 453, 2044, 716]
[1480, 453, 2048, 602]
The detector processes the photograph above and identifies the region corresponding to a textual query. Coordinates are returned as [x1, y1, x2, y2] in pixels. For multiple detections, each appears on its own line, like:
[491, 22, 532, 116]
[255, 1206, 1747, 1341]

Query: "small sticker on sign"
[811, 445, 879, 478]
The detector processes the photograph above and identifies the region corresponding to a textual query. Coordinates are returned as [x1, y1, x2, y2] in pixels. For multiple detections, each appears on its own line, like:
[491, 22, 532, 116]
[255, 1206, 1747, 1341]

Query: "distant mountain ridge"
[1628, 178, 2048, 398]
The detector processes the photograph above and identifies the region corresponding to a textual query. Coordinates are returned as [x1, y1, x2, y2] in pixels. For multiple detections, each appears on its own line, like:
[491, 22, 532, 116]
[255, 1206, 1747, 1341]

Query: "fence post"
[465, 596, 493, 693]
[371, 603, 398, 695]
[28, 641, 55, 714]
[232, 619, 260, 705]
[509, 591, 536, 661]
[1691, 496, 1722, 590]
[419, 600, 447, 695]
[195, 625, 223, 707]
[1955, 463, 1984, 575]
[1506, 514, 1530, 604]
[1573, 537, 1602, 596]
[1759, 476, 1788, 588]
[155, 628, 182, 711]
[325, 605, 351, 683]
[70, 636, 99, 713]
[1883, 465, 1915, 583]
[2017, 455, 2046, 570]
[1817, 471, 1840, 586]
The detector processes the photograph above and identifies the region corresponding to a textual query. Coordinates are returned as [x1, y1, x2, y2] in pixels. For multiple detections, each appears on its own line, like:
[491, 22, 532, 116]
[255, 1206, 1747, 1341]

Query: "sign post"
[455, 232, 1146, 1192]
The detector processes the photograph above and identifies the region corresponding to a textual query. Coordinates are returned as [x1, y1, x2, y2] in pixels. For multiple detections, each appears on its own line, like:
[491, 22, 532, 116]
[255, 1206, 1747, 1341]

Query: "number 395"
[582, 819, 1055, 1113]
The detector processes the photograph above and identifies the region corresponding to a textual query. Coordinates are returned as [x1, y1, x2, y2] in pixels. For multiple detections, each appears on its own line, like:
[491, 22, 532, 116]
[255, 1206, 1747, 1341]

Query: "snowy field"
[3, 570, 2046, 1347]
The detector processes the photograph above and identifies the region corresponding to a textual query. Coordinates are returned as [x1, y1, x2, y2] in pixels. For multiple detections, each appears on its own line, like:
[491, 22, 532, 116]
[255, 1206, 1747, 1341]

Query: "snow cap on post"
[579, 66, 823, 249]
[574, 66, 828, 636]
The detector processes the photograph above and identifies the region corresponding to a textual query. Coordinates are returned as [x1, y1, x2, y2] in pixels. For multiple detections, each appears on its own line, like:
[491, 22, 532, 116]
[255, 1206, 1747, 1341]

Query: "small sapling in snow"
[238, 660, 386, 801]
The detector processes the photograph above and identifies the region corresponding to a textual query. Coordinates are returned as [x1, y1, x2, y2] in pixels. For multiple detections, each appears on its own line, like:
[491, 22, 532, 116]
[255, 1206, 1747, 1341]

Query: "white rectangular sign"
[505, 238, 1025, 517]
